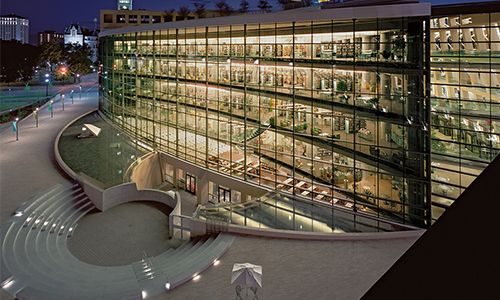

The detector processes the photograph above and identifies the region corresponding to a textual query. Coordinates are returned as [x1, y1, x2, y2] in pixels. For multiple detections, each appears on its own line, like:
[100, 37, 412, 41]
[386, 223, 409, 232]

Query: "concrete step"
[168, 233, 236, 289]
[156, 235, 210, 268]
[14, 184, 66, 216]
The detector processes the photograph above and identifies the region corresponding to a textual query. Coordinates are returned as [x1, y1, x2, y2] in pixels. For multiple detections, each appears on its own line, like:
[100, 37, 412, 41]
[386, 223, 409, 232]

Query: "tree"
[215, 0, 233, 16]
[194, 3, 206, 18]
[39, 40, 65, 72]
[0, 40, 40, 84]
[65, 43, 93, 79]
[163, 9, 175, 22]
[54, 65, 70, 83]
[277, 0, 292, 9]
[303, 0, 313, 6]
[257, 0, 272, 12]
[337, 80, 349, 92]
[178, 6, 191, 20]
[239, 0, 250, 13]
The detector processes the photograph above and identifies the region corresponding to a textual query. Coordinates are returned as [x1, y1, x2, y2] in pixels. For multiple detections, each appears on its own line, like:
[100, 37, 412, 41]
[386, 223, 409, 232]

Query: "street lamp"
[79, 85, 82, 99]
[45, 75, 50, 96]
[71, 90, 74, 104]
[62, 94, 65, 111]
[76, 73, 80, 83]
[50, 100, 53, 118]
[35, 107, 39, 127]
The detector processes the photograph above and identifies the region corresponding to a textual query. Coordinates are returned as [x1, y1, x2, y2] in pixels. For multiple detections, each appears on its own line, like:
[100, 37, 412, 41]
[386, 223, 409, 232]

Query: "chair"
[235, 285, 242, 300]
[249, 286, 258, 300]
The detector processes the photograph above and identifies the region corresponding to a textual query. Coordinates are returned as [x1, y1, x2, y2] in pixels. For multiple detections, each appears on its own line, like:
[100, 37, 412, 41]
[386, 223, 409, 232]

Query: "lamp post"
[76, 73, 80, 83]
[79, 85, 82, 99]
[15, 117, 19, 141]
[35, 107, 38, 127]
[45, 73, 50, 96]
[62, 94, 65, 111]
[71, 90, 74, 104]
[49, 100, 53, 118]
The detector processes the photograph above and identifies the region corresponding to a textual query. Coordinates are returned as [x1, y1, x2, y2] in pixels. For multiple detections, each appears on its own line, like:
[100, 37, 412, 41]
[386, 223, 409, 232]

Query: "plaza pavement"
[0, 74, 421, 299]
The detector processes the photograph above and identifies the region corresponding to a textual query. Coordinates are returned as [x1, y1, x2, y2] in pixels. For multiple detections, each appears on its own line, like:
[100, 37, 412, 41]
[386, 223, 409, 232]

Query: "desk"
[277, 178, 294, 189]
[295, 181, 307, 188]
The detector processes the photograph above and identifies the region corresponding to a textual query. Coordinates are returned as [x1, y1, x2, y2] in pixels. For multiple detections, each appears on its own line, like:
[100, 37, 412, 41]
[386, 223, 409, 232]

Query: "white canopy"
[231, 263, 262, 288]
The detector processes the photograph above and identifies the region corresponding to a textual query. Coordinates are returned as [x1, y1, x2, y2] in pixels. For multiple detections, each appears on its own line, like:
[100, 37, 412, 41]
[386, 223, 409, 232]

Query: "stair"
[1, 181, 237, 300]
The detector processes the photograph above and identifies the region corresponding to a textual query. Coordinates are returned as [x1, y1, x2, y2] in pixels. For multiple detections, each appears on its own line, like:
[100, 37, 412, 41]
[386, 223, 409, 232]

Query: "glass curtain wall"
[430, 12, 500, 220]
[99, 16, 431, 227]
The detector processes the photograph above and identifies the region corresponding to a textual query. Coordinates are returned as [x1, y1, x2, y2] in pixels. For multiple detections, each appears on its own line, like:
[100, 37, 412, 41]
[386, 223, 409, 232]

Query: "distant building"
[64, 23, 99, 63]
[85, 33, 99, 63]
[0, 13, 29, 44]
[64, 24, 84, 46]
[118, 0, 132, 10]
[38, 30, 64, 45]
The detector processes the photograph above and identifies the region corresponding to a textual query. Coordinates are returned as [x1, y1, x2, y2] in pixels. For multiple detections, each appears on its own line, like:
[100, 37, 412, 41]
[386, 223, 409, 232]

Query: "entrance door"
[186, 173, 197, 194]
[218, 186, 231, 203]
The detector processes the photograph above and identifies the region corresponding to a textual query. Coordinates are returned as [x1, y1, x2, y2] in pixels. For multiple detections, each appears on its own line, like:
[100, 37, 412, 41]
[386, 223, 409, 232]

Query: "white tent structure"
[78, 124, 101, 138]
[231, 263, 262, 288]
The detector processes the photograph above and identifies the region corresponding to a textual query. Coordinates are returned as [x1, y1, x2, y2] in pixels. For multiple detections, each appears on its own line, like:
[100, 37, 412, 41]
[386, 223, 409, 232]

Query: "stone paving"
[0, 74, 422, 299]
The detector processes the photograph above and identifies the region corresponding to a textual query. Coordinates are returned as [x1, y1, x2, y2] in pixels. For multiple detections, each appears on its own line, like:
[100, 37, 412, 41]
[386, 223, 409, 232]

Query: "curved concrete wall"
[130, 152, 162, 189]
[191, 218, 425, 241]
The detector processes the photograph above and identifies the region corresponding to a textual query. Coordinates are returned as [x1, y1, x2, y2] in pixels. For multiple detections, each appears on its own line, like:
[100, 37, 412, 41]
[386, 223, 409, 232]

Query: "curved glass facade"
[99, 11, 431, 228]
[430, 11, 500, 219]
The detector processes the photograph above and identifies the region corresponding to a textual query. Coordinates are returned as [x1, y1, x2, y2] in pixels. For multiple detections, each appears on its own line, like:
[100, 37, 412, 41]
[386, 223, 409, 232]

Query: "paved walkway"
[0, 74, 421, 299]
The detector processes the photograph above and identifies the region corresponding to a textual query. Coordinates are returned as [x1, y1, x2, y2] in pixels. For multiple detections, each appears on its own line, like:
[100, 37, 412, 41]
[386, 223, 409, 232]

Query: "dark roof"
[432, 1, 500, 16]
[0, 13, 27, 19]
[361, 153, 500, 299]
[65, 24, 82, 35]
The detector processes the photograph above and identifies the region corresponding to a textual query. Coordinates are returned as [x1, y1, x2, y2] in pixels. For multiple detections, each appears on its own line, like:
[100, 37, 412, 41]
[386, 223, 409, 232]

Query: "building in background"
[64, 23, 99, 63]
[38, 30, 64, 45]
[99, 2, 431, 228]
[64, 24, 84, 46]
[0, 13, 29, 44]
[118, 0, 132, 10]
[85, 32, 99, 63]
[429, 1, 500, 220]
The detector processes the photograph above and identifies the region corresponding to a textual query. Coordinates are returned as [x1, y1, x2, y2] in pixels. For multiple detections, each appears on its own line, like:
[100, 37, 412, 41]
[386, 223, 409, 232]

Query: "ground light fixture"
[50, 100, 53, 118]
[35, 107, 39, 127]
[71, 90, 74, 103]
[79, 85, 82, 99]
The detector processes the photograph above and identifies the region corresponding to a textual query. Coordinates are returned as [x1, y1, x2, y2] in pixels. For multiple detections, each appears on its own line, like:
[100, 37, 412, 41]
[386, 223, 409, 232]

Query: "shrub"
[1, 113, 12, 123]
[337, 80, 348, 92]
[269, 117, 275, 126]
[18, 108, 27, 118]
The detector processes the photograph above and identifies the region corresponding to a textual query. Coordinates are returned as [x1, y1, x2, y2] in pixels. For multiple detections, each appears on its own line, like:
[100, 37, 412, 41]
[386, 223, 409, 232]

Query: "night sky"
[0, 0, 494, 45]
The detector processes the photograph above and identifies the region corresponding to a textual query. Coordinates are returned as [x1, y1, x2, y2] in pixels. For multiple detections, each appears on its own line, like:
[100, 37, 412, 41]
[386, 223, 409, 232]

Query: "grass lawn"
[0, 101, 32, 111]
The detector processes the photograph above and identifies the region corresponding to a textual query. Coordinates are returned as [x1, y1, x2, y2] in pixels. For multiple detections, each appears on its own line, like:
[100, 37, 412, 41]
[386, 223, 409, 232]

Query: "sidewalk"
[0, 74, 99, 225]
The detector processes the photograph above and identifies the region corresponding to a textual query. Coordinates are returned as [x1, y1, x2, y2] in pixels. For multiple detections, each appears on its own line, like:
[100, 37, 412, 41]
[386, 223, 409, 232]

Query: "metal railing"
[206, 216, 229, 234]
[170, 214, 191, 239]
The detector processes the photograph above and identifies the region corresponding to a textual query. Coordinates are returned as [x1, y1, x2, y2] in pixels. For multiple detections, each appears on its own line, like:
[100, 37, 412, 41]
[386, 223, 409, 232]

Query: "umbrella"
[231, 263, 262, 288]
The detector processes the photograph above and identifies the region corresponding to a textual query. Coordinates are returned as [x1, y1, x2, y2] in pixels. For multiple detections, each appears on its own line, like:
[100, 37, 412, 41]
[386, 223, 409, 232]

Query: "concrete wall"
[158, 152, 269, 203]
[130, 152, 162, 189]
[102, 182, 178, 212]
[127, 150, 269, 205]
[192, 219, 425, 241]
